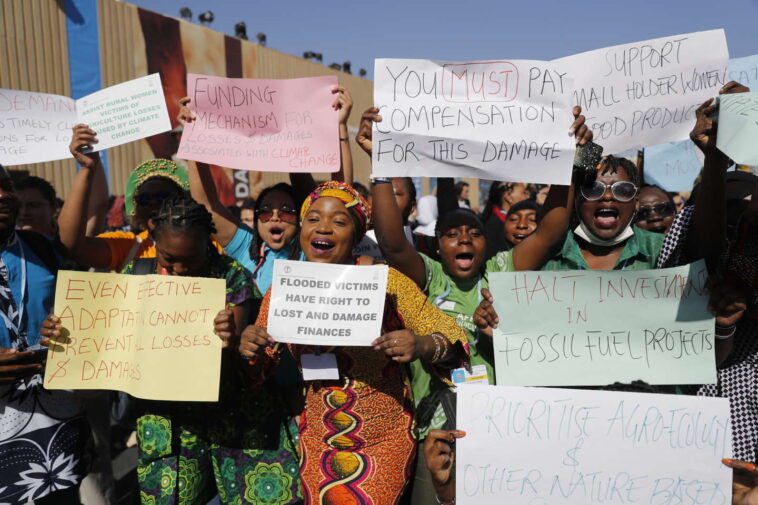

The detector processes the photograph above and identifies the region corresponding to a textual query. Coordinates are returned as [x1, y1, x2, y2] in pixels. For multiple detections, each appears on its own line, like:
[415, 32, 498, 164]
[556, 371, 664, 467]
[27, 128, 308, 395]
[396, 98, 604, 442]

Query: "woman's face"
[257, 190, 298, 250]
[300, 197, 355, 264]
[154, 229, 208, 276]
[134, 178, 181, 230]
[438, 225, 486, 279]
[578, 167, 638, 241]
[17, 188, 56, 237]
[636, 187, 675, 234]
[502, 183, 529, 209]
[504, 209, 538, 245]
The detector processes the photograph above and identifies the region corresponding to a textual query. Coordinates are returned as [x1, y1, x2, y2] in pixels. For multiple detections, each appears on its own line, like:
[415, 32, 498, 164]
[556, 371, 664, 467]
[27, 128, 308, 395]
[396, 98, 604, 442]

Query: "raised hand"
[69, 124, 101, 169]
[570, 106, 593, 146]
[473, 288, 499, 339]
[355, 107, 381, 155]
[332, 86, 353, 125]
[177, 96, 196, 126]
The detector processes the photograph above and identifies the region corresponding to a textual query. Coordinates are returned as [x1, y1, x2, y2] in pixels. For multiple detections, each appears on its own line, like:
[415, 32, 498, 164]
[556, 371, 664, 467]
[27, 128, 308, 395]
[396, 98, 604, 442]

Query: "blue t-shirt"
[224, 223, 305, 295]
[0, 236, 57, 348]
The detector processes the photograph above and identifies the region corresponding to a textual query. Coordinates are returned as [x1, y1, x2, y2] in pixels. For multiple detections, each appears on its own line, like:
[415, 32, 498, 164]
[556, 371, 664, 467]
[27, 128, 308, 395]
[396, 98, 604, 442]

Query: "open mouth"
[593, 206, 620, 229]
[454, 252, 474, 270]
[269, 226, 285, 242]
[310, 238, 335, 255]
[512, 233, 528, 243]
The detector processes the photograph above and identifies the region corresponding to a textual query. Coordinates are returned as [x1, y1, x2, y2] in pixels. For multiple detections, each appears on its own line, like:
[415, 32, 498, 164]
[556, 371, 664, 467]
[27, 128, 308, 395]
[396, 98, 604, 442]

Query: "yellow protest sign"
[43, 270, 226, 402]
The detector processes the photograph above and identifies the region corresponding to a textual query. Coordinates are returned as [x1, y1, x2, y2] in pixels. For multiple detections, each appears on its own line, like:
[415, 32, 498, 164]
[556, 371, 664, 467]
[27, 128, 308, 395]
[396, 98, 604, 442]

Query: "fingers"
[722, 458, 758, 473]
[474, 296, 499, 329]
[720, 81, 750, 95]
[695, 98, 716, 116]
[176, 97, 196, 125]
[213, 308, 236, 347]
[0, 362, 43, 381]
[238, 326, 273, 358]
[40, 314, 62, 339]
[179, 96, 191, 105]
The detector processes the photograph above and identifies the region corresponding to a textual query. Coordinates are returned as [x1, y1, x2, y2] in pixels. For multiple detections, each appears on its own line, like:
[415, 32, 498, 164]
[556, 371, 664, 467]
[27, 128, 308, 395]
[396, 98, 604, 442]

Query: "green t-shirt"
[541, 226, 664, 271]
[411, 250, 514, 438]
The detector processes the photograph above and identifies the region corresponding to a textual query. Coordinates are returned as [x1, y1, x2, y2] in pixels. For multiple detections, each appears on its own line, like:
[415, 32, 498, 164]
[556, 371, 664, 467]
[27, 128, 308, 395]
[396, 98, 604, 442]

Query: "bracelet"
[431, 333, 449, 363]
[715, 324, 737, 340]
[435, 495, 455, 505]
[371, 177, 392, 184]
[431, 334, 442, 363]
[339, 137, 350, 141]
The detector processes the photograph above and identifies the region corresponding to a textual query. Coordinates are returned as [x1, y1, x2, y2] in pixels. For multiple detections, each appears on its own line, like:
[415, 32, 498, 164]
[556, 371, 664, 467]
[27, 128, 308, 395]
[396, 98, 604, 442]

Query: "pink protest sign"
[177, 74, 340, 172]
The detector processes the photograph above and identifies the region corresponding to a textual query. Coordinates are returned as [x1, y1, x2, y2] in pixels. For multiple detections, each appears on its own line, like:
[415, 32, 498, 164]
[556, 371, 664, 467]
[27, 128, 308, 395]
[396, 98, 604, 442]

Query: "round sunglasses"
[257, 206, 297, 224]
[636, 201, 676, 221]
[580, 181, 638, 202]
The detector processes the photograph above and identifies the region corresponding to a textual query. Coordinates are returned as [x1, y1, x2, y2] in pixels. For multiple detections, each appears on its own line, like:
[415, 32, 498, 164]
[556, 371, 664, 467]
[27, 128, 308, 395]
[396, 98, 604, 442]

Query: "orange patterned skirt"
[295, 346, 416, 505]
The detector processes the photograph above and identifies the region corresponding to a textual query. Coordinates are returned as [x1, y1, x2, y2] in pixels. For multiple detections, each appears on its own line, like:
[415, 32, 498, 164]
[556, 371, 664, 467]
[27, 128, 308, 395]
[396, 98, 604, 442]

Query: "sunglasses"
[135, 191, 174, 206]
[637, 201, 676, 221]
[580, 181, 638, 202]
[258, 206, 297, 224]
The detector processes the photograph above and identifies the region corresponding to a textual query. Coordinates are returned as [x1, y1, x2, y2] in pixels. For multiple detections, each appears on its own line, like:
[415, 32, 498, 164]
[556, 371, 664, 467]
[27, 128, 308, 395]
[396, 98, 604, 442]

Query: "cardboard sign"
[456, 384, 732, 505]
[44, 271, 226, 402]
[554, 30, 728, 154]
[0, 74, 171, 165]
[717, 91, 758, 165]
[267, 260, 388, 346]
[489, 261, 716, 386]
[178, 74, 340, 172]
[372, 58, 577, 184]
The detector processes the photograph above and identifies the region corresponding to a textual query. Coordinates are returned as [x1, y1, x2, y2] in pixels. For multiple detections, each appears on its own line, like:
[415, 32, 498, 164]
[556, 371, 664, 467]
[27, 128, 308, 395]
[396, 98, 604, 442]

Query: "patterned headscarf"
[299, 181, 371, 242]
[125, 159, 189, 216]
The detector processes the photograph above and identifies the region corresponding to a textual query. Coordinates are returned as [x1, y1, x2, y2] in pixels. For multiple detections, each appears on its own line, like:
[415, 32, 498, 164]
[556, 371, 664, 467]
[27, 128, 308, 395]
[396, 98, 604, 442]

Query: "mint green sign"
[490, 261, 716, 386]
[717, 91, 758, 166]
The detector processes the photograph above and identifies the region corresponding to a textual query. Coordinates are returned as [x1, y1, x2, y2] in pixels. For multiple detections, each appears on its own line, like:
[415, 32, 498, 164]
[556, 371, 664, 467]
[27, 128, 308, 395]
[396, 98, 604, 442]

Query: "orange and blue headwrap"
[300, 181, 371, 242]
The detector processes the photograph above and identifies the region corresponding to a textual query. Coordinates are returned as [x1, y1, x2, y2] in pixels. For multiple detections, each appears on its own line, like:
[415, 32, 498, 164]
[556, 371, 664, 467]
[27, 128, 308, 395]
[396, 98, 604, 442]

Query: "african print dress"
[124, 254, 303, 505]
[251, 267, 467, 505]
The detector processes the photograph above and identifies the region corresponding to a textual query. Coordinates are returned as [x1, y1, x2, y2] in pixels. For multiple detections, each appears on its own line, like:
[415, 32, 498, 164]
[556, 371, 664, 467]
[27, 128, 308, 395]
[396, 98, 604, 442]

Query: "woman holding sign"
[355, 105, 591, 502]
[236, 181, 467, 505]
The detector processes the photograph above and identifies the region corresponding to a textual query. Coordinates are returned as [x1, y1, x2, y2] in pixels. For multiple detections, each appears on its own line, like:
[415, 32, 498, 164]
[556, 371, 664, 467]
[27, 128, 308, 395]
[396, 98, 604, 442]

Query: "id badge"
[301, 353, 339, 381]
[451, 364, 489, 385]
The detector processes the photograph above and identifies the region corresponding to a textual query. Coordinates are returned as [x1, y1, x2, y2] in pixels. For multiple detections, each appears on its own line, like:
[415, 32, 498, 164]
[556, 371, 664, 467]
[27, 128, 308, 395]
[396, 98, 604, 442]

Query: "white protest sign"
[77, 73, 171, 152]
[372, 59, 577, 185]
[0, 89, 76, 165]
[490, 261, 716, 386]
[456, 384, 732, 505]
[0, 74, 171, 166]
[554, 30, 728, 154]
[267, 260, 388, 346]
[716, 91, 758, 166]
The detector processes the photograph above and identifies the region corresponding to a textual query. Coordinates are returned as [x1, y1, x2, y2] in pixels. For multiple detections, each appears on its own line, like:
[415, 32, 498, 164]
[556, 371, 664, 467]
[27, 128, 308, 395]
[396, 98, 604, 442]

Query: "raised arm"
[333, 85, 353, 184]
[58, 125, 115, 269]
[84, 162, 109, 237]
[685, 81, 749, 267]
[357, 107, 426, 287]
[510, 106, 591, 271]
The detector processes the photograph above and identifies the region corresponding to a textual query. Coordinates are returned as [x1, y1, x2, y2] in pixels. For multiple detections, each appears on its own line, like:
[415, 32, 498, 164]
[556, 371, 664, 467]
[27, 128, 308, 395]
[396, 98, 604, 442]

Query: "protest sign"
[371, 59, 577, 185]
[177, 74, 340, 173]
[644, 139, 703, 191]
[267, 260, 388, 346]
[456, 384, 732, 505]
[0, 89, 76, 165]
[77, 73, 171, 152]
[44, 270, 226, 402]
[716, 91, 758, 166]
[554, 30, 728, 154]
[729, 54, 758, 88]
[490, 261, 715, 386]
[0, 74, 171, 165]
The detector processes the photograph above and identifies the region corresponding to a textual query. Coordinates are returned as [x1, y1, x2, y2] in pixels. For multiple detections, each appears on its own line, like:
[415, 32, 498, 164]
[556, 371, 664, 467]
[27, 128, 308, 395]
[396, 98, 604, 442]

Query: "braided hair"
[151, 195, 217, 239]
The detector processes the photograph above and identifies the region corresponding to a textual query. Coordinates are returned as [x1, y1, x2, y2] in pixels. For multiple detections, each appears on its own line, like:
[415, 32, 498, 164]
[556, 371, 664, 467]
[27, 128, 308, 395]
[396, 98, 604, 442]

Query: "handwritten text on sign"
[644, 139, 704, 192]
[716, 91, 758, 166]
[372, 59, 576, 185]
[267, 260, 388, 346]
[77, 73, 172, 153]
[456, 384, 732, 505]
[554, 29, 728, 154]
[0, 74, 171, 166]
[490, 261, 715, 386]
[44, 270, 226, 402]
[178, 74, 340, 173]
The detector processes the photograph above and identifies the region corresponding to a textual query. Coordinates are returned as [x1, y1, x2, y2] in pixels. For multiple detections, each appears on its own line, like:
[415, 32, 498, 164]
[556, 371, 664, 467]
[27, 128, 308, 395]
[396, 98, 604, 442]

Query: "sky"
[127, 0, 757, 79]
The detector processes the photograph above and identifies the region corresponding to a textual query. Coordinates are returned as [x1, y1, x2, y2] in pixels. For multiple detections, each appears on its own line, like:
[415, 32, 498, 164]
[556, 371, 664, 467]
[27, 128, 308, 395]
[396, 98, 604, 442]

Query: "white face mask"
[574, 220, 635, 247]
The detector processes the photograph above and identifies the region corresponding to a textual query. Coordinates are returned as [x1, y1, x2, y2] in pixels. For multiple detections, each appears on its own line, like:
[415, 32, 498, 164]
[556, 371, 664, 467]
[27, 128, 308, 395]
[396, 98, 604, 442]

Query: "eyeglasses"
[637, 202, 676, 221]
[580, 181, 638, 202]
[135, 191, 174, 206]
[258, 206, 297, 224]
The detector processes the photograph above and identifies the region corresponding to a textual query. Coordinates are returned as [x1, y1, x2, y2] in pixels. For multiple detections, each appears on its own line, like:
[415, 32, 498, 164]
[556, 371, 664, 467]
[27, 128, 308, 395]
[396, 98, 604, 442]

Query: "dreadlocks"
[151, 196, 217, 238]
